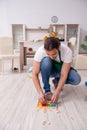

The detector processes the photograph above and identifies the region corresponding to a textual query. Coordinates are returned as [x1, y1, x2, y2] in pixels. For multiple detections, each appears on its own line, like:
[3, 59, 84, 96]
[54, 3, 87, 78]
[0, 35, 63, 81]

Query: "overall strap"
[52, 50, 63, 71]
[58, 50, 62, 63]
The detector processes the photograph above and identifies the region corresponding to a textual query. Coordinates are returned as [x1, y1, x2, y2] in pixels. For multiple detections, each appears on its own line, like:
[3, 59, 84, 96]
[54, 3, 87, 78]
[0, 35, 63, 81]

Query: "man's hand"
[51, 91, 59, 103]
[38, 93, 46, 103]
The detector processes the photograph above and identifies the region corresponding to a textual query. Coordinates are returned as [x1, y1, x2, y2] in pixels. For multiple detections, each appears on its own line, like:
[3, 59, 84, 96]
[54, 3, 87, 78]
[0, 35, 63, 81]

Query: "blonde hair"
[43, 32, 58, 42]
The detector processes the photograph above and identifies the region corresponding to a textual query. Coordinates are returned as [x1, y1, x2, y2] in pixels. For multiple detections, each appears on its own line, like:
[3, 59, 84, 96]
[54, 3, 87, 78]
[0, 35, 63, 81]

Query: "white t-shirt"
[34, 43, 72, 63]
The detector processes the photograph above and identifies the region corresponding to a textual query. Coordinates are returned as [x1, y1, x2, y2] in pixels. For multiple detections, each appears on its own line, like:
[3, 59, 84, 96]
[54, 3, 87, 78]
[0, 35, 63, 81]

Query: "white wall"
[0, 1, 12, 36]
[0, 0, 87, 36]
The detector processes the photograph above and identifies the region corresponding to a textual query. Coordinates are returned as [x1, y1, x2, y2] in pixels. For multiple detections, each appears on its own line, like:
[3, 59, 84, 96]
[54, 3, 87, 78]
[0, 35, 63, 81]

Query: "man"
[32, 37, 81, 103]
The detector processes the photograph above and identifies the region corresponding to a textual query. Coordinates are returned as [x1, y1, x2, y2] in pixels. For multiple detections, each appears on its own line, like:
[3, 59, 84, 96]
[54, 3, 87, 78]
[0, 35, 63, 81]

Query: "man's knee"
[41, 57, 52, 70]
[68, 70, 81, 85]
[74, 74, 81, 85]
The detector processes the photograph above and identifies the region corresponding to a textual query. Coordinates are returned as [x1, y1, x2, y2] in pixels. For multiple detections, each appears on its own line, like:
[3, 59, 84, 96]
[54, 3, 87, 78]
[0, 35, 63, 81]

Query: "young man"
[32, 37, 81, 103]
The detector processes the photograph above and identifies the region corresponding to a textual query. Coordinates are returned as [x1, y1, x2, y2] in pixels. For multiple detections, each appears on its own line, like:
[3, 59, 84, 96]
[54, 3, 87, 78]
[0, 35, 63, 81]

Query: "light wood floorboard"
[0, 66, 87, 130]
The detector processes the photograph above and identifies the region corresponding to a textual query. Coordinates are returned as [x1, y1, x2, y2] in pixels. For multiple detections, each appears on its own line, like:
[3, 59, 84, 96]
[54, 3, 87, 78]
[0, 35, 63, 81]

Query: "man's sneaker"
[45, 92, 53, 101]
[52, 79, 63, 91]
[52, 79, 58, 89]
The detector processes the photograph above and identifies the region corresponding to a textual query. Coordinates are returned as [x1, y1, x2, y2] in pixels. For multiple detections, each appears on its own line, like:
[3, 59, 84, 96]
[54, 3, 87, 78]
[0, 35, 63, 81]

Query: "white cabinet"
[52, 24, 80, 41]
[25, 27, 49, 41]
[66, 24, 79, 41]
[66, 24, 80, 54]
[12, 24, 80, 53]
[52, 24, 80, 53]
[12, 24, 80, 57]
[12, 24, 26, 50]
[52, 24, 65, 42]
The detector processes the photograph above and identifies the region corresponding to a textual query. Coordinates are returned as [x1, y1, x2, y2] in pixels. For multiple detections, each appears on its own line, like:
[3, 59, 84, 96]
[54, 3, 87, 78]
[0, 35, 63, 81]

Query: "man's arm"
[32, 60, 46, 103]
[51, 62, 71, 103]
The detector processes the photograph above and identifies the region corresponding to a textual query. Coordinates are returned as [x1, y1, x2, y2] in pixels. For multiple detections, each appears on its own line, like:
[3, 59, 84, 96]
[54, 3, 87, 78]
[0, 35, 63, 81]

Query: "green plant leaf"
[80, 44, 87, 50]
[84, 35, 87, 42]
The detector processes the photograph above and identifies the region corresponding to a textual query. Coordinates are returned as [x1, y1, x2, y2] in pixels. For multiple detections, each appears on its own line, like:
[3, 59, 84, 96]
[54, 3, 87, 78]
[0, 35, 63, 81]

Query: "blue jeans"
[40, 57, 81, 93]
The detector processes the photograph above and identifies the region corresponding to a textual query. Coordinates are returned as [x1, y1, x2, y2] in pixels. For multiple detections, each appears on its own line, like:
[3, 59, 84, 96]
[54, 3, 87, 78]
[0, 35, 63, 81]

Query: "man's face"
[46, 48, 58, 60]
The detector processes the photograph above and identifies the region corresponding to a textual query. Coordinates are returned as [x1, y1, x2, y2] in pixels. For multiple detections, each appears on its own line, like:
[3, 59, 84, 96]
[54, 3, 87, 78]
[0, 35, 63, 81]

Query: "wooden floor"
[0, 62, 87, 130]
